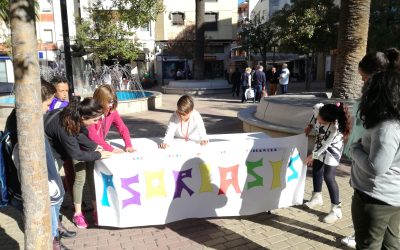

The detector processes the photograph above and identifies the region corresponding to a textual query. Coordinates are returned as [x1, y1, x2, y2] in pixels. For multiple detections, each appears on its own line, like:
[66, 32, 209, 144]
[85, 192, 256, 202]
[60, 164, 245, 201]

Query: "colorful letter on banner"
[199, 163, 213, 193]
[269, 160, 283, 189]
[121, 175, 141, 208]
[101, 172, 115, 207]
[144, 170, 167, 199]
[246, 159, 264, 190]
[218, 165, 241, 195]
[173, 169, 194, 199]
[287, 154, 300, 182]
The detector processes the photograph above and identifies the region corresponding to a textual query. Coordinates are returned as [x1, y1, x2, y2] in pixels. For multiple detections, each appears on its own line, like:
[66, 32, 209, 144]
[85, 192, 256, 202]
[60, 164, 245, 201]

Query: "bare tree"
[10, 0, 51, 249]
[332, 0, 371, 99]
[194, 0, 205, 80]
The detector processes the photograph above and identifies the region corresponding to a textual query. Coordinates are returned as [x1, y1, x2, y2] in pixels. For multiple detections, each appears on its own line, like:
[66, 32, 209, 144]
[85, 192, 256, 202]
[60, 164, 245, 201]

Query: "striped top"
[312, 120, 344, 166]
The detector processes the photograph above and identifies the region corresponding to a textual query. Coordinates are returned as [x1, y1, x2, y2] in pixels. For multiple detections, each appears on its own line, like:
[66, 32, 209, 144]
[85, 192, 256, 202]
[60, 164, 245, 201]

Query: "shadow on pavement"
[246, 212, 345, 248]
[0, 206, 23, 249]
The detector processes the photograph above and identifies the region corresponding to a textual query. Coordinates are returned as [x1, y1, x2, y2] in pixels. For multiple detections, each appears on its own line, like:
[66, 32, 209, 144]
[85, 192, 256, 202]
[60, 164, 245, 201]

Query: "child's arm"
[160, 113, 179, 148]
[111, 111, 134, 152]
[312, 125, 338, 159]
[87, 124, 116, 152]
[194, 111, 208, 144]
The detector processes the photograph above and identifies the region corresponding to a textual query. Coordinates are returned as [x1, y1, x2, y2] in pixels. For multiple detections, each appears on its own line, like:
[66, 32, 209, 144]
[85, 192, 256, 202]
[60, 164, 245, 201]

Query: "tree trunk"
[304, 55, 310, 90]
[194, 0, 205, 80]
[10, 1, 51, 249]
[332, 0, 371, 99]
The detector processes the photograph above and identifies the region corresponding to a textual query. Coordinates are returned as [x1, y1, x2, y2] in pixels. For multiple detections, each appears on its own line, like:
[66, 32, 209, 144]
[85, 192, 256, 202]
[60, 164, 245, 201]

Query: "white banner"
[94, 133, 307, 228]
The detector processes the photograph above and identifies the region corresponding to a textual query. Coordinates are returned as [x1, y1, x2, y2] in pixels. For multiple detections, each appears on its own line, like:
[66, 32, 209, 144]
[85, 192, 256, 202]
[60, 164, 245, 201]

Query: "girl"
[350, 70, 400, 249]
[45, 97, 112, 229]
[304, 103, 351, 224]
[159, 95, 208, 149]
[88, 84, 134, 153]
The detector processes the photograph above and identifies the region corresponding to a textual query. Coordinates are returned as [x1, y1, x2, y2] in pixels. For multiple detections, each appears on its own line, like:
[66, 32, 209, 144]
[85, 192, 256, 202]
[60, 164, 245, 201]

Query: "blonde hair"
[245, 67, 251, 73]
[177, 95, 194, 114]
[93, 85, 118, 113]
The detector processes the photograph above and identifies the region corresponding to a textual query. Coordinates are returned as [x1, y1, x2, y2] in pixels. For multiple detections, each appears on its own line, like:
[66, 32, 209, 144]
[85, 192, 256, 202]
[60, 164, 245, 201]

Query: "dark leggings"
[312, 160, 340, 205]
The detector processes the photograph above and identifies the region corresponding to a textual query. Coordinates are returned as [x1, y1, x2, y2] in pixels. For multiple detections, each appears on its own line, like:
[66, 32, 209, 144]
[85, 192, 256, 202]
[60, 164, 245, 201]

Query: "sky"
[238, 0, 246, 4]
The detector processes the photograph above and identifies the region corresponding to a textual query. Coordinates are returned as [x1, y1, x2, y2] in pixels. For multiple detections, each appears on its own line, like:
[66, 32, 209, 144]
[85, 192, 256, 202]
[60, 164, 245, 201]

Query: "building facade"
[155, 0, 238, 84]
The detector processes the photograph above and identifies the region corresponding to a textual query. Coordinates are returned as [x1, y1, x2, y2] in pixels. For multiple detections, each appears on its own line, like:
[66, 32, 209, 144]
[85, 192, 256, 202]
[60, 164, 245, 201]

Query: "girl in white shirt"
[159, 95, 208, 148]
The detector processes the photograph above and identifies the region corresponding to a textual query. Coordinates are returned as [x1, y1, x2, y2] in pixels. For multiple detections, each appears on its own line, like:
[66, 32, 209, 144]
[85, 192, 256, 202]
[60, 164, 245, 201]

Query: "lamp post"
[60, 0, 74, 97]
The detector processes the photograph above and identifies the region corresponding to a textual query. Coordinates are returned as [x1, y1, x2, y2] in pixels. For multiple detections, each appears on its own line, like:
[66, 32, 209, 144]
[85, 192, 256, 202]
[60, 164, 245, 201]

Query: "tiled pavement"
[0, 82, 356, 249]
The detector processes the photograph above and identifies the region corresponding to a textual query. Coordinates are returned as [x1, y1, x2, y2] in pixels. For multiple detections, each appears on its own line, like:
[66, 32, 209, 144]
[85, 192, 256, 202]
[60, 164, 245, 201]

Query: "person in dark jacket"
[268, 67, 280, 95]
[231, 68, 242, 97]
[45, 97, 112, 229]
[253, 65, 267, 102]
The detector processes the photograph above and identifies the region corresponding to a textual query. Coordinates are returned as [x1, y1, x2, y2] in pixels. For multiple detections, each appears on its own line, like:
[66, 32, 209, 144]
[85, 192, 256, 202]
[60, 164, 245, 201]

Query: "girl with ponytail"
[304, 102, 351, 224]
[45, 97, 113, 229]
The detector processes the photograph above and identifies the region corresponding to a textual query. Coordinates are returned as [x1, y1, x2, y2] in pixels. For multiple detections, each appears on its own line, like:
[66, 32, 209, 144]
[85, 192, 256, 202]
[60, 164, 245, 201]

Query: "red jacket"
[87, 110, 132, 152]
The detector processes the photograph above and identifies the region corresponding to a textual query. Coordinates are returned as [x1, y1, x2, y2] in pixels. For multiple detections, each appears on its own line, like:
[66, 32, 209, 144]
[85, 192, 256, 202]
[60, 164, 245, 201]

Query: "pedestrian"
[350, 70, 400, 249]
[159, 95, 208, 149]
[231, 67, 241, 97]
[268, 67, 280, 95]
[304, 103, 351, 224]
[279, 63, 290, 94]
[253, 65, 266, 102]
[241, 67, 252, 103]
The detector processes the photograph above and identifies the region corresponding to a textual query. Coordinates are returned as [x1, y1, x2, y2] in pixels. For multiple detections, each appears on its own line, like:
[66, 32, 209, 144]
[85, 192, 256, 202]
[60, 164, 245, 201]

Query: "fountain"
[0, 63, 162, 120]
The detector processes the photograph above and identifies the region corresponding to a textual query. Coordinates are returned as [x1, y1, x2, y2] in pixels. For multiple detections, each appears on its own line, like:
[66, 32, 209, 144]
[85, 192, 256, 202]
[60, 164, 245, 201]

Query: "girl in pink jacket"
[88, 85, 134, 153]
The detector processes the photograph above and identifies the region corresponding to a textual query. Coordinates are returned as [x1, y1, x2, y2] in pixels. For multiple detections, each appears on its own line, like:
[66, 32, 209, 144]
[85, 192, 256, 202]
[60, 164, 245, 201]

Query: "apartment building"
[154, 0, 238, 83]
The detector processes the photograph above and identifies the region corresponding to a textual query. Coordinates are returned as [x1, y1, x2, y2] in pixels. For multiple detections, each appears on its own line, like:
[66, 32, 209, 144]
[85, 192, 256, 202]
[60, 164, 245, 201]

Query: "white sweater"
[163, 109, 208, 144]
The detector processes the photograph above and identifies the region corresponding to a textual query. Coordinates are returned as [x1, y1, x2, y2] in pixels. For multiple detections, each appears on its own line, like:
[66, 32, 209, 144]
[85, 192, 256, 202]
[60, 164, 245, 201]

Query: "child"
[304, 103, 351, 224]
[49, 75, 69, 111]
[159, 95, 208, 148]
[87, 84, 134, 153]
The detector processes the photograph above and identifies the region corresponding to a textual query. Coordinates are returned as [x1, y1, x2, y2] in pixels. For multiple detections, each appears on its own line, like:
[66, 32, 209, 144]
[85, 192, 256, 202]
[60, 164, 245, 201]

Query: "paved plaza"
[0, 82, 355, 249]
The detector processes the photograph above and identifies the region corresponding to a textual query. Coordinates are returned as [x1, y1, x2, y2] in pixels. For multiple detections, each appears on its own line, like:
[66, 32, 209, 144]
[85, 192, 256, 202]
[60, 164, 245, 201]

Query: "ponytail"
[385, 48, 400, 70]
[60, 96, 103, 135]
[336, 102, 351, 140]
[318, 103, 351, 139]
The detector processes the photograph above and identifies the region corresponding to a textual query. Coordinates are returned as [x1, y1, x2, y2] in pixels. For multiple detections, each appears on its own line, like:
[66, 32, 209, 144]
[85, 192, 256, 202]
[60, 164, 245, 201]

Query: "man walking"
[253, 65, 266, 102]
[279, 63, 290, 94]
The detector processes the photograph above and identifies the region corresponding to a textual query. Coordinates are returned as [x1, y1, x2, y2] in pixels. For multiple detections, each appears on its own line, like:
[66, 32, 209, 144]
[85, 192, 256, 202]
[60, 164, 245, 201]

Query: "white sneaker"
[304, 192, 323, 209]
[323, 203, 342, 224]
[341, 235, 356, 249]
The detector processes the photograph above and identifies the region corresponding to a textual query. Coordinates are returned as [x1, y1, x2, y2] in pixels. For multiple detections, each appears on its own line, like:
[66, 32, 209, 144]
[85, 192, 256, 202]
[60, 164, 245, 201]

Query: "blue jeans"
[280, 84, 288, 94]
[51, 201, 62, 238]
[254, 85, 263, 102]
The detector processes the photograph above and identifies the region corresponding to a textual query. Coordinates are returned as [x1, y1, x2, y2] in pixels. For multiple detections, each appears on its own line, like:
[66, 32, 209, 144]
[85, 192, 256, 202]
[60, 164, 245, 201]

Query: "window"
[0, 61, 7, 82]
[43, 29, 53, 43]
[171, 12, 184, 25]
[205, 12, 218, 31]
[140, 23, 150, 31]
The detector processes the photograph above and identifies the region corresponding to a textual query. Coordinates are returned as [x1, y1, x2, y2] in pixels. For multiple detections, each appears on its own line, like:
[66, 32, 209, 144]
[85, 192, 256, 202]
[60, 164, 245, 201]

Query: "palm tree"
[332, 0, 371, 99]
[194, 0, 205, 80]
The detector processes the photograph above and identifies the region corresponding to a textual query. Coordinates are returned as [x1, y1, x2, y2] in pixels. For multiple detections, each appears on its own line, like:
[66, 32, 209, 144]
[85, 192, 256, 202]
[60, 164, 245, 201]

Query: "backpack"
[0, 130, 14, 207]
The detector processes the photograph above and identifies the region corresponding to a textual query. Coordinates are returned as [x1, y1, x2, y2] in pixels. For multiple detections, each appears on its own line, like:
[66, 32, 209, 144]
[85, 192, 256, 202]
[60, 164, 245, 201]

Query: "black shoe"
[53, 236, 70, 250]
[59, 229, 77, 239]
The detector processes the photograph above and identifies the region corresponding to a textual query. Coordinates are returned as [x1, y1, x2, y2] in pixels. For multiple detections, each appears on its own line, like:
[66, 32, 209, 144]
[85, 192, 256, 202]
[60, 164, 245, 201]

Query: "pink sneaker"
[73, 213, 88, 229]
[93, 211, 98, 226]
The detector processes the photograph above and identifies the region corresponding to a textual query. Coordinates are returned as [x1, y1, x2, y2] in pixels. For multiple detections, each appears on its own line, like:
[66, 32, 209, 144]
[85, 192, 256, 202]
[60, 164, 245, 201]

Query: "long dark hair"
[358, 52, 389, 76]
[319, 103, 351, 139]
[359, 70, 400, 129]
[60, 96, 103, 135]
[385, 48, 400, 70]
